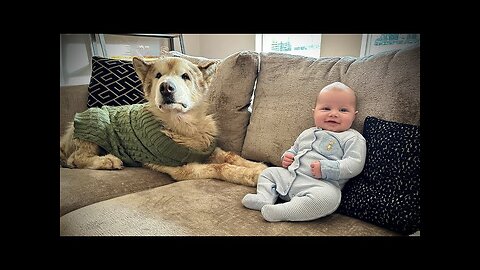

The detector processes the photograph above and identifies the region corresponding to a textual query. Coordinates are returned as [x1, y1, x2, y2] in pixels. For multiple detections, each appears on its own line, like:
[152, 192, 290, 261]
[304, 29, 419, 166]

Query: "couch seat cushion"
[60, 179, 399, 236]
[60, 167, 174, 216]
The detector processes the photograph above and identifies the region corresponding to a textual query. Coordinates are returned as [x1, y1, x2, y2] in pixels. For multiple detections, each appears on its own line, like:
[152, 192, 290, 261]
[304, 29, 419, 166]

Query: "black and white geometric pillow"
[87, 56, 147, 108]
[337, 116, 421, 235]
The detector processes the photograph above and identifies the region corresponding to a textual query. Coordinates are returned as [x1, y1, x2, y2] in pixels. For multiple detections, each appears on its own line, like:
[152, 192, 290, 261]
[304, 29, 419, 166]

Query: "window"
[360, 34, 420, 57]
[91, 34, 171, 60]
[60, 34, 92, 86]
[256, 34, 322, 58]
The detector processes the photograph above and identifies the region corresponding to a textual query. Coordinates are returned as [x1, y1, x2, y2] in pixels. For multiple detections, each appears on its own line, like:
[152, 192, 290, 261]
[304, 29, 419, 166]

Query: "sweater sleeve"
[320, 133, 366, 181]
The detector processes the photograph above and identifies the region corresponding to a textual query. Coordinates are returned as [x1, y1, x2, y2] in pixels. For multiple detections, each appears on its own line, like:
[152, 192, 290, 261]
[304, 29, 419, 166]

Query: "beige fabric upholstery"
[60, 167, 174, 216]
[165, 51, 259, 154]
[60, 179, 399, 236]
[342, 46, 420, 131]
[59, 85, 88, 136]
[242, 46, 420, 166]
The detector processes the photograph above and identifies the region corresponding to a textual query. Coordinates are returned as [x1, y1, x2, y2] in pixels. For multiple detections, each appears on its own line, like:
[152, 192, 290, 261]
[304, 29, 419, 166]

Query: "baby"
[242, 82, 366, 222]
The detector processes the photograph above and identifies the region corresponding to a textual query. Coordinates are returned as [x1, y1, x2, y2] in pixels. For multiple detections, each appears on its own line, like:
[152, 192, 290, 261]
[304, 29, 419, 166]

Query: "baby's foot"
[242, 194, 272, 211]
[261, 204, 284, 222]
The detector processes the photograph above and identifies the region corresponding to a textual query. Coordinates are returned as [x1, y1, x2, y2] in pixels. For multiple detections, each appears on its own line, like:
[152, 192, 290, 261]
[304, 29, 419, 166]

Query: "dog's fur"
[60, 56, 267, 186]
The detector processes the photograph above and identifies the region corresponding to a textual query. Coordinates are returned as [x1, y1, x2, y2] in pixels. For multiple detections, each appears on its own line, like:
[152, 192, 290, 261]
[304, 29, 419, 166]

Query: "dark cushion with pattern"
[87, 56, 147, 108]
[337, 116, 421, 235]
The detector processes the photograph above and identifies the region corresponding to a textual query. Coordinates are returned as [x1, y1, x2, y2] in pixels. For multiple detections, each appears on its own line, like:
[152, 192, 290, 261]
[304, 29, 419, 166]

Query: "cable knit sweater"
[73, 103, 216, 167]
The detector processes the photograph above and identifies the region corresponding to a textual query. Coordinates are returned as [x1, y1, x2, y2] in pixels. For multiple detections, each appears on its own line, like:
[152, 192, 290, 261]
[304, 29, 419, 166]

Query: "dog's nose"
[160, 81, 175, 96]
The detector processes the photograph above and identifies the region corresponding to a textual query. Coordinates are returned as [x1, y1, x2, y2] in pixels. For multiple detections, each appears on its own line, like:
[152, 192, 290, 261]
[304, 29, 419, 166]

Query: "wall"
[198, 34, 255, 59]
[320, 34, 362, 57]
[182, 34, 200, 56]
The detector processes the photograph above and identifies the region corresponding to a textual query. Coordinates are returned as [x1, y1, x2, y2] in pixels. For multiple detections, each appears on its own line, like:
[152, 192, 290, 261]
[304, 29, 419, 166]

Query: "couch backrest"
[242, 45, 420, 166]
[60, 84, 89, 137]
[165, 50, 259, 154]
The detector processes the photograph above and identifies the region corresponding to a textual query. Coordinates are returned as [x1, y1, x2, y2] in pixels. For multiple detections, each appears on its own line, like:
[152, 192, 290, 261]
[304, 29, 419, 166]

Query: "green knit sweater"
[73, 103, 216, 167]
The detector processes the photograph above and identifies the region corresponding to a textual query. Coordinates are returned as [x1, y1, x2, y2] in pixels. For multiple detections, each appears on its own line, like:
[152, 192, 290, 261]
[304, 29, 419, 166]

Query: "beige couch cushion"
[60, 85, 88, 136]
[342, 45, 420, 131]
[60, 167, 174, 216]
[165, 51, 259, 154]
[60, 179, 399, 236]
[242, 46, 420, 166]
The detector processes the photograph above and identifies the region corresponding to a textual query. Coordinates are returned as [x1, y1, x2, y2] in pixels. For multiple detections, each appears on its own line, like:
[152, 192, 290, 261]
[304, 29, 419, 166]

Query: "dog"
[60, 56, 267, 187]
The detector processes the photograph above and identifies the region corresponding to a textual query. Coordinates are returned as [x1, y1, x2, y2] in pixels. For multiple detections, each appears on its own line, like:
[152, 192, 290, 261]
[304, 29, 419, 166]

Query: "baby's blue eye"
[340, 108, 349, 112]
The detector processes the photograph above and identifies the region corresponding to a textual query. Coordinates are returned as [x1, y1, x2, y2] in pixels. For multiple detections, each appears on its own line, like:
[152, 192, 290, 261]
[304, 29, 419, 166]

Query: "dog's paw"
[93, 154, 124, 170]
[63, 157, 76, 169]
[244, 167, 264, 187]
[244, 173, 258, 187]
[241, 164, 268, 187]
[254, 163, 268, 173]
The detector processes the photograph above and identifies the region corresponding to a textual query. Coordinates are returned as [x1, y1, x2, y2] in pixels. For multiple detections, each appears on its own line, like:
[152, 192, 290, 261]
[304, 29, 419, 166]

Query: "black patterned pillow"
[337, 116, 421, 235]
[87, 56, 147, 108]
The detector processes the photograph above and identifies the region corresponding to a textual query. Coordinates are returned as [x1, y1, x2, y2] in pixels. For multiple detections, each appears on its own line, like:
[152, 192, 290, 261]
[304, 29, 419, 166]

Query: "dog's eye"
[156, 72, 162, 79]
[181, 73, 190, 81]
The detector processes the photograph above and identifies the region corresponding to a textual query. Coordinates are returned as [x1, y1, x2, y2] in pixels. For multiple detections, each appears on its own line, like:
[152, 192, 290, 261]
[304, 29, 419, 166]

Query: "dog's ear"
[197, 60, 221, 85]
[132, 57, 150, 83]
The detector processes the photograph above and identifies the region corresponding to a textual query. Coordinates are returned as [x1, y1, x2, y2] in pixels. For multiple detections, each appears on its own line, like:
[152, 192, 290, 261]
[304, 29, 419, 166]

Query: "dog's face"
[133, 56, 218, 113]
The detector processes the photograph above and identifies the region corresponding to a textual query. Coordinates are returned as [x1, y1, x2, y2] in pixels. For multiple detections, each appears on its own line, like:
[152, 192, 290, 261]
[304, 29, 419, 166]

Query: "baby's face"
[313, 88, 357, 132]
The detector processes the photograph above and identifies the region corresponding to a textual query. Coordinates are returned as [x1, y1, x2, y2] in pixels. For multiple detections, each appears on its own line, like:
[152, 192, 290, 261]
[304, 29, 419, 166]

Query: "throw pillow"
[337, 116, 421, 235]
[87, 56, 147, 108]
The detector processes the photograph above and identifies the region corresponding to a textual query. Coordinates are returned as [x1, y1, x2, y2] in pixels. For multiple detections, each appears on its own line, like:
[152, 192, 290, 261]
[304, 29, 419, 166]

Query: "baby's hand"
[282, 152, 295, 168]
[310, 161, 321, 178]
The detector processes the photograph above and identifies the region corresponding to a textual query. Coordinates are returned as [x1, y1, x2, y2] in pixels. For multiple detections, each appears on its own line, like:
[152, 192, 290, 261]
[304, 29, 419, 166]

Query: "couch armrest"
[60, 85, 89, 136]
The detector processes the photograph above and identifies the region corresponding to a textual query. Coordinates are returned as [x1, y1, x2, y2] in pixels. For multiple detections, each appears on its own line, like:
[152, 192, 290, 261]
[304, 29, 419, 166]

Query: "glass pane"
[262, 34, 321, 58]
[103, 34, 170, 60]
[361, 34, 420, 57]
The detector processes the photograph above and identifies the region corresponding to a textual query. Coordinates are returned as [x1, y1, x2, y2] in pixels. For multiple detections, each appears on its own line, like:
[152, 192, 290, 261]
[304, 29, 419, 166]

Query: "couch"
[60, 45, 420, 236]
